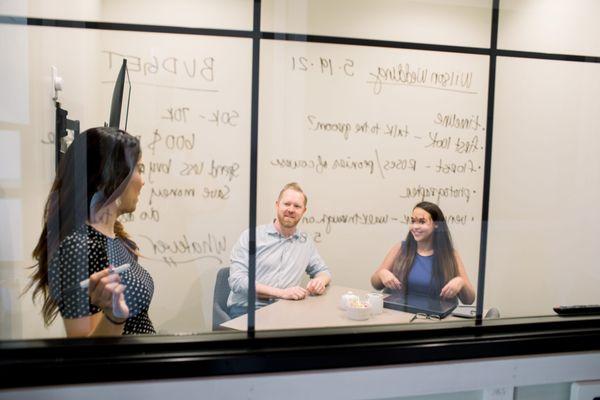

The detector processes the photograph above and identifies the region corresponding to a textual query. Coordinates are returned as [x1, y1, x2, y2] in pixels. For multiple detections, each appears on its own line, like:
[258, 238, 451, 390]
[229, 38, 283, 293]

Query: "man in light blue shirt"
[227, 182, 331, 318]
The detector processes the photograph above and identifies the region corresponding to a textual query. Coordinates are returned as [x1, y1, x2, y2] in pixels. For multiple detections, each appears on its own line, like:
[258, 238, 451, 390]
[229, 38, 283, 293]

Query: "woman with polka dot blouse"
[27, 127, 155, 336]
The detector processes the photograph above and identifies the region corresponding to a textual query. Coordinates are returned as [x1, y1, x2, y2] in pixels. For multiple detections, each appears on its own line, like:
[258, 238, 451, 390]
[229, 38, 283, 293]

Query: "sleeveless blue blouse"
[406, 253, 439, 295]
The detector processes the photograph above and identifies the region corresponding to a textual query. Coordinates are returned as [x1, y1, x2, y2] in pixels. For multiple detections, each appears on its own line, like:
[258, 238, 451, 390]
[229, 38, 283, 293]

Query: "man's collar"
[266, 222, 302, 239]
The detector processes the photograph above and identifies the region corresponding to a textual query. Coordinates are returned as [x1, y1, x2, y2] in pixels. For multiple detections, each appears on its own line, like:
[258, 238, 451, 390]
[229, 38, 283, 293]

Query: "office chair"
[212, 267, 231, 331]
[484, 307, 500, 319]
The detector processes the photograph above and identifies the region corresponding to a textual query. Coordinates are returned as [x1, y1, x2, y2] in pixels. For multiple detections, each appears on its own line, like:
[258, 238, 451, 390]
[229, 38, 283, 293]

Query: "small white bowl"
[339, 292, 359, 310]
[346, 303, 371, 320]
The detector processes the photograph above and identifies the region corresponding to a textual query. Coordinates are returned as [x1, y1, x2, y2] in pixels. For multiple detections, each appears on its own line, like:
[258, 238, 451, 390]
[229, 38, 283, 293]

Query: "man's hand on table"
[306, 278, 326, 295]
[278, 286, 308, 300]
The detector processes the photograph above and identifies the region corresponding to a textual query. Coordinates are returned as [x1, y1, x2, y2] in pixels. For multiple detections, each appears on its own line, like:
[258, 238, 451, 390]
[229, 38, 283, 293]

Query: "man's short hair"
[277, 182, 307, 207]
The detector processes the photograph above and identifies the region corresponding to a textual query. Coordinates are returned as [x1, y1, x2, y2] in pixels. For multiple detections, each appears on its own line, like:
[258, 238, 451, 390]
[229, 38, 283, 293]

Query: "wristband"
[104, 312, 126, 325]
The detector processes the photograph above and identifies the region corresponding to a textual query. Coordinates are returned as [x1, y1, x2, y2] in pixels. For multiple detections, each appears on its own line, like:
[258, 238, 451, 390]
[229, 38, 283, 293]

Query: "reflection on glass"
[27, 127, 154, 337]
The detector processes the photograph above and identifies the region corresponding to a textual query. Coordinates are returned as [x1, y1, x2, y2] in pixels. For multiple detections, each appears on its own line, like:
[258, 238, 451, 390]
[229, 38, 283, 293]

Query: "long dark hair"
[393, 201, 458, 294]
[27, 127, 141, 326]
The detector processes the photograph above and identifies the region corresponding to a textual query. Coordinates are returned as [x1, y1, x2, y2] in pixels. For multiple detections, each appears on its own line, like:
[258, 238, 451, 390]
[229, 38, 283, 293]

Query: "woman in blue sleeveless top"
[370, 201, 475, 304]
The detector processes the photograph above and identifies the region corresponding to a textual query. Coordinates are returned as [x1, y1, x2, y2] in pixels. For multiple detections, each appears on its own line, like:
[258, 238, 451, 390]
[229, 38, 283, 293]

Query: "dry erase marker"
[65, 263, 131, 292]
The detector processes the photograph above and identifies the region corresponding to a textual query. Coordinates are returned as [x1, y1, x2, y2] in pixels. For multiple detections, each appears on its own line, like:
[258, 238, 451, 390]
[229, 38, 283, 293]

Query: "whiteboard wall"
[0, 23, 252, 338]
[258, 40, 488, 301]
[100, 31, 252, 334]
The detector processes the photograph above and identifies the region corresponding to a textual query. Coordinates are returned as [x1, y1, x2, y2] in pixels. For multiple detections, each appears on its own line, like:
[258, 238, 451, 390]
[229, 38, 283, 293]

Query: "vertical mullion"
[476, 0, 500, 323]
[247, 0, 262, 338]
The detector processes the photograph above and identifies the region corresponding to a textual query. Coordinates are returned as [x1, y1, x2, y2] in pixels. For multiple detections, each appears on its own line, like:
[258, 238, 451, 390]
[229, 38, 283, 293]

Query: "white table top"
[221, 285, 464, 331]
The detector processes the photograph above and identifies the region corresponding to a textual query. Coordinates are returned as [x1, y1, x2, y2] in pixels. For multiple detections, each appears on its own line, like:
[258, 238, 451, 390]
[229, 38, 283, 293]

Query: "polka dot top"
[48, 225, 155, 335]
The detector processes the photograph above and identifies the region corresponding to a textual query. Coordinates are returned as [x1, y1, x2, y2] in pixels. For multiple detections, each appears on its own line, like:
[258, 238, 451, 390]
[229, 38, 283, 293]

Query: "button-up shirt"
[227, 223, 330, 308]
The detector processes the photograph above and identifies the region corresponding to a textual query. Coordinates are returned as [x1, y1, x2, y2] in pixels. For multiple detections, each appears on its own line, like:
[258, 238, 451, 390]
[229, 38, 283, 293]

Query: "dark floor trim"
[2, 317, 600, 389]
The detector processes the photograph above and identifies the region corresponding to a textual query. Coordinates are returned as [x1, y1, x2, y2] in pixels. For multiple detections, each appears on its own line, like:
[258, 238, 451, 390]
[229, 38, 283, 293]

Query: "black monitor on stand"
[54, 58, 130, 170]
[108, 59, 131, 130]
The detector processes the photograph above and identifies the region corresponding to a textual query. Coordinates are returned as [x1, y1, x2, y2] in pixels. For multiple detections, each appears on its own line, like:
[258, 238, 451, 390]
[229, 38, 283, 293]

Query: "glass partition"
[487, 57, 600, 317]
[1, 0, 599, 342]
[261, 0, 492, 48]
[0, 7, 252, 338]
[498, 0, 600, 57]
[253, 39, 486, 331]
[0, 0, 253, 30]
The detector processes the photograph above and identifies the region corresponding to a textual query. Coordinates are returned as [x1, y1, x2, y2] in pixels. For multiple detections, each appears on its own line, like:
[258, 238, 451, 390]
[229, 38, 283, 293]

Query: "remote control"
[553, 305, 600, 316]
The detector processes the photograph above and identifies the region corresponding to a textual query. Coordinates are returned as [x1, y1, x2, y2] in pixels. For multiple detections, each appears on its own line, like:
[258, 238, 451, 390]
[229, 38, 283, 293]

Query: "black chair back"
[212, 267, 231, 330]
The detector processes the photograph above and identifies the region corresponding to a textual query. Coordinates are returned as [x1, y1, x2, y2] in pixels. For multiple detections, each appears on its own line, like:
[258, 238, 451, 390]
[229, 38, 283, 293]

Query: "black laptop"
[383, 291, 458, 318]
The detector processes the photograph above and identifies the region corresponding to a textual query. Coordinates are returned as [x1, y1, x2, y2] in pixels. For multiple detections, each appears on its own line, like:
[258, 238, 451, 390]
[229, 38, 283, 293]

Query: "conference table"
[220, 285, 464, 331]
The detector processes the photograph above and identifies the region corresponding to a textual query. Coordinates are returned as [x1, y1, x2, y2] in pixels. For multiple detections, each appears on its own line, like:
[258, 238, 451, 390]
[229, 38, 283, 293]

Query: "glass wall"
[0, 0, 598, 340]
[0, 1, 252, 339]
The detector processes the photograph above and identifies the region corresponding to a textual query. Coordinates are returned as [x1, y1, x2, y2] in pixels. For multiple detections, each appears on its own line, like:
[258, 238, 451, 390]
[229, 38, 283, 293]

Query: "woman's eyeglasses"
[409, 312, 442, 323]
